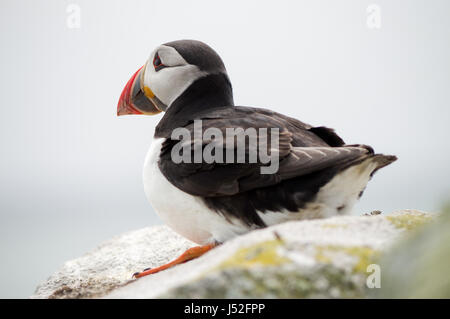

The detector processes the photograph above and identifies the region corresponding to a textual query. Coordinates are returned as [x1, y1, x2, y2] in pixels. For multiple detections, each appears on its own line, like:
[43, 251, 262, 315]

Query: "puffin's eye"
[153, 53, 165, 71]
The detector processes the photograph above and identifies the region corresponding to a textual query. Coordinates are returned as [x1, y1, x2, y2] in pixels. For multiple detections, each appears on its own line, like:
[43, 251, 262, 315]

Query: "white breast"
[143, 138, 250, 245]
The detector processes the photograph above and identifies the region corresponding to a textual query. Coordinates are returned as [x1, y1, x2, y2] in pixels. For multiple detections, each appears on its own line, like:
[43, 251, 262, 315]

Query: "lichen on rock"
[314, 245, 380, 274]
[373, 208, 449, 298]
[216, 239, 290, 270]
[32, 210, 436, 299]
[386, 210, 433, 231]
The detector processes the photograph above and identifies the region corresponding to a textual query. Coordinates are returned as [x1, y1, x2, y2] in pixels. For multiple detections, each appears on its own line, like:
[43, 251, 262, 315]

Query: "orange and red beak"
[117, 66, 162, 116]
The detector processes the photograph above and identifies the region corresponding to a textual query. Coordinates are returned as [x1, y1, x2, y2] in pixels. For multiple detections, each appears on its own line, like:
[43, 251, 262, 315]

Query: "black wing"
[158, 106, 371, 197]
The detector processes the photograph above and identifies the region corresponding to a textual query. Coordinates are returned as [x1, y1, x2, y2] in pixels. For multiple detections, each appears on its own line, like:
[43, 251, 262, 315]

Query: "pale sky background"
[0, 0, 449, 298]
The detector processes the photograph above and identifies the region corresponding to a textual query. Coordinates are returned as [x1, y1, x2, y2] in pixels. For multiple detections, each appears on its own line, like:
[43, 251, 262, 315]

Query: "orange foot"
[133, 243, 216, 279]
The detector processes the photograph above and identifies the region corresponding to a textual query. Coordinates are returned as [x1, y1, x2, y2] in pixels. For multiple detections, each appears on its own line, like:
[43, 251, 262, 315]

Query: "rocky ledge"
[33, 209, 447, 299]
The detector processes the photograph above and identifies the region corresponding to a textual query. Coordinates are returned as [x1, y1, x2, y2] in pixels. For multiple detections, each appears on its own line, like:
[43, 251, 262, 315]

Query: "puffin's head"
[117, 40, 229, 116]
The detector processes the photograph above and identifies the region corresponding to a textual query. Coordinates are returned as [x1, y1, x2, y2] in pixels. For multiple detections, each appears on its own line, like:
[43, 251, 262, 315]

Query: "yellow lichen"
[387, 213, 433, 231]
[321, 224, 348, 229]
[315, 245, 380, 273]
[217, 240, 290, 270]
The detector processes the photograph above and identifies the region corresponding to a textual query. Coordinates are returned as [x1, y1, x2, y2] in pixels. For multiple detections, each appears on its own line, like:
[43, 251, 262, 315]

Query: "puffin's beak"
[117, 66, 162, 116]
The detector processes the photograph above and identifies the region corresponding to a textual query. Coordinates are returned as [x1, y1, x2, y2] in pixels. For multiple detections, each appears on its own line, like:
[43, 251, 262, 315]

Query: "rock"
[32, 226, 195, 298]
[373, 206, 450, 298]
[32, 210, 435, 299]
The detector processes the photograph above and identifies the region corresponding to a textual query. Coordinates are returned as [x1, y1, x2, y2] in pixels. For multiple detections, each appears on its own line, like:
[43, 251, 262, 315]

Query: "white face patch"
[142, 45, 208, 108]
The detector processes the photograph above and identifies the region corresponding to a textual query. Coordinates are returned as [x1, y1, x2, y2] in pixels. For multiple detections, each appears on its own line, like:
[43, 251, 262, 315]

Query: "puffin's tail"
[343, 143, 397, 177]
[368, 154, 397, 177]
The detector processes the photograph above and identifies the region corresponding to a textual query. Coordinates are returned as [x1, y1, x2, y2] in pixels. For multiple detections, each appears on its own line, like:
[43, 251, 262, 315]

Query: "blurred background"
[0, 0, 449, 298]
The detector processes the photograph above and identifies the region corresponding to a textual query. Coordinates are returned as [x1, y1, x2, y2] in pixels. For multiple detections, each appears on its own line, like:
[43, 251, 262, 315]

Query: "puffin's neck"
[155, 73, 234, 138]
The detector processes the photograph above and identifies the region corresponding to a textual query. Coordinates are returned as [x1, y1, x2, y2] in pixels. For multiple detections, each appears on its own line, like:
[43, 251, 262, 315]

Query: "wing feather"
[158, 107, 370, 197]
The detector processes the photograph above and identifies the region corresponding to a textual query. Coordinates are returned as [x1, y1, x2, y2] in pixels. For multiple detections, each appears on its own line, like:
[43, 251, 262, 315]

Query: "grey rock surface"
[32, 226, 195, 298]
[32, 210, 434, 299]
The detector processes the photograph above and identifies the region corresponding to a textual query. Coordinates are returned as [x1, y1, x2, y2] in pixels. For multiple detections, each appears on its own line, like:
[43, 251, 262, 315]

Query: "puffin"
[117, 40, 397, 278]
